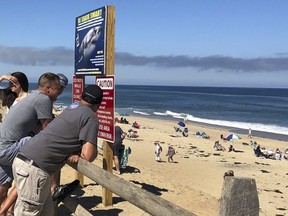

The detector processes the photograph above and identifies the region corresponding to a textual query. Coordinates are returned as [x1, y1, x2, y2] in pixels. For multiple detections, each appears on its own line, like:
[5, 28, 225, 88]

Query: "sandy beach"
[57, 115, 288, 216]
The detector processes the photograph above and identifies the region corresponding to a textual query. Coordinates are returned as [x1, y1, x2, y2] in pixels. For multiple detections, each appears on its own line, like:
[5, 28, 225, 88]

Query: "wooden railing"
[67, 158, 196, 216]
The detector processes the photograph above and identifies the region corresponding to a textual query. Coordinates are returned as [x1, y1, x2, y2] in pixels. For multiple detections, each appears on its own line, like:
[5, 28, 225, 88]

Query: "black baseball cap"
[57, 73, 68, 87]
[81, 85, 103, 104]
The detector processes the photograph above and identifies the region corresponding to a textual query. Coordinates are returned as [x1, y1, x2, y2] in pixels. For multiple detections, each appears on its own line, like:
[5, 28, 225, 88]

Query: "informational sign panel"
[96, 75, 115, 142]
[75, 7, 107, 76]
[72, 76, 84, 103]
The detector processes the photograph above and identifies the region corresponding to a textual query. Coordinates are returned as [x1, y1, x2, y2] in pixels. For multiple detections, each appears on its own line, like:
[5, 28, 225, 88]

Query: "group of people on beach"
[252, 141, 288, 160]
[154, 142, 176, 163]
[0, 71, 104, 215]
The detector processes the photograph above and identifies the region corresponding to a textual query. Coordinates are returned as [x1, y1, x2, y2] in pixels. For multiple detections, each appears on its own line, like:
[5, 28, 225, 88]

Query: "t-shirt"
[20, 103, 99, 174]
[0, 90, 53, 147]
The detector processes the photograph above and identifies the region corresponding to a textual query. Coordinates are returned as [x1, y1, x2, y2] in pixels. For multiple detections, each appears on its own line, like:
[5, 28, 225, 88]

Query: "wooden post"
[69, 159, 195, 216]
[102, 5, 115, 207]
[102, 141, 113, 206]
[219, 177, 259, 216]
[76, 172, 84, 187]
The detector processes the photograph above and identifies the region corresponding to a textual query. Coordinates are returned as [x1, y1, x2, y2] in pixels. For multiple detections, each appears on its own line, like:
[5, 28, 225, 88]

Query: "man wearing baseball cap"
[57, 73, 68, 95]
[12, 85, 103, 215]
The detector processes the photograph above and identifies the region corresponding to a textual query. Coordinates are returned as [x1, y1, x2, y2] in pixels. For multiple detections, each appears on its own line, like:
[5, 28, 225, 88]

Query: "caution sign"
[96, 75, 115, 142]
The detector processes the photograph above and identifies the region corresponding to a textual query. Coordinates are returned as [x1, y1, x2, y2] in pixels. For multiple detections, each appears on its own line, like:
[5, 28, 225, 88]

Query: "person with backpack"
[154, 142, 162, 162]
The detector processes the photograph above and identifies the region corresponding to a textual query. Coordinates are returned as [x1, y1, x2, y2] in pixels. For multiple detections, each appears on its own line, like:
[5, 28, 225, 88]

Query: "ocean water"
[30, 83, 288, 136]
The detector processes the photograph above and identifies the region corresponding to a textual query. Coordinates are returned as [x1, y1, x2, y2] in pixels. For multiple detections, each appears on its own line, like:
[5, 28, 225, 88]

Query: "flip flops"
[52, 179, 80, 201]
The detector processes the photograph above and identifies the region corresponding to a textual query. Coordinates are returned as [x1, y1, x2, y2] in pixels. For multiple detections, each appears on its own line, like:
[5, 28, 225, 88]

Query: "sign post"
[100, 6, 115, 207]
[74, 5, 115, 207]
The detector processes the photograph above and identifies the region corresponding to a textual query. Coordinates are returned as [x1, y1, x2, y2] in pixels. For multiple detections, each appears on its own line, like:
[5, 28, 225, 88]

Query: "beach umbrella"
[178, 121, 185, 127]
[225, 133, 241, 141]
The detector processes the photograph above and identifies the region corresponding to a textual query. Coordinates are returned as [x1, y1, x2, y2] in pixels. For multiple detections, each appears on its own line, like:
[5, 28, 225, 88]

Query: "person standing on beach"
[154, 142, 162, 162]
[248, 128, 252, 138]
[113, 125, 126, 175]
[166, 146, 176, 163]
[12, 85, 103, 215]
[0, 72, 61, 209]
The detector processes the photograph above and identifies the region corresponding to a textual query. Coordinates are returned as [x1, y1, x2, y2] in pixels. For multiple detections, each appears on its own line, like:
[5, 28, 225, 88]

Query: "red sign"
[72, 76, 84, 103]
[96, 75, 115, 142]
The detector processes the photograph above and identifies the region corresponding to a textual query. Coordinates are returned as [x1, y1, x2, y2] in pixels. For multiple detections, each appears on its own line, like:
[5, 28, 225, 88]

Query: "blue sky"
[0, 0, 288, 87]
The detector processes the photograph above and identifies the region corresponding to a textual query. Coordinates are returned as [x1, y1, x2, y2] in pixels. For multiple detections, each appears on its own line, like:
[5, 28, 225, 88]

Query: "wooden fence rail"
[68, 158, 196, 216]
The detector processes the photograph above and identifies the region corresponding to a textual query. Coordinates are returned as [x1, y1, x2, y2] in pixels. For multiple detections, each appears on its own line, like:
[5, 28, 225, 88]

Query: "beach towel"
[119, 144, 131, 169]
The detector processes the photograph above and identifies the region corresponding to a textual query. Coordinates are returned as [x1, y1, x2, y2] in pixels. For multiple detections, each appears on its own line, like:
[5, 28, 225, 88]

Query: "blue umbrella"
[178, 121, 185, 127]
[225, 133, 241, 141]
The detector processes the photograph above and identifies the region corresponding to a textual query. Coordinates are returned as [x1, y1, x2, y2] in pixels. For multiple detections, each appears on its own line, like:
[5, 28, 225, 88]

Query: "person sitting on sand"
[228, 145, 236, 152]
[166, 146, 176, 163]
[254, 145, 266, 157]
[201, 132, 210, 139]
[274, 148, 282, 160]
[174, 126, 182, 133]
[214, 141, 226, 151]
[127, 129, 139, 138]
[266, 148, 274, 158]
[132, 121, 140, 129]
[182, 127, 189, 137]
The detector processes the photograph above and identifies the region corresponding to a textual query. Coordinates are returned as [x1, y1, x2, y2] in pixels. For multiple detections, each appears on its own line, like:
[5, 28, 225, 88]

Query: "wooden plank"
[69, 158, 195, 216]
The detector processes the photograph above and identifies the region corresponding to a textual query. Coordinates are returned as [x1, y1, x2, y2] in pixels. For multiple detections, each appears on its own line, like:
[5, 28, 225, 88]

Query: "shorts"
[0, 136, 31, 185]
[13, 157, 53, 216]
[113, 142, 121, 156]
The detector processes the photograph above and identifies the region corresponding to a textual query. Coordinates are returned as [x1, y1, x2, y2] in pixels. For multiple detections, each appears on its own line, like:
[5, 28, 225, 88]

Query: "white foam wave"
[133, 111, 150, 116]
[165, 110, 288, 135]
[153, 112, 168, 116]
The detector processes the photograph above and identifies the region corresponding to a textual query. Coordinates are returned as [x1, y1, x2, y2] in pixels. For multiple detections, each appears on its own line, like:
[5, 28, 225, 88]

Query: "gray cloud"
[116, 52, 288, 72]
[0, 45, 73, 66]
[1, 45, 288, 72]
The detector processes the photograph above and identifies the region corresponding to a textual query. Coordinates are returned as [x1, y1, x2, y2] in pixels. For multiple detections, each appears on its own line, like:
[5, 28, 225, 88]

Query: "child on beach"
[154, 142, 162, 162]
[166, 146, 176, 163]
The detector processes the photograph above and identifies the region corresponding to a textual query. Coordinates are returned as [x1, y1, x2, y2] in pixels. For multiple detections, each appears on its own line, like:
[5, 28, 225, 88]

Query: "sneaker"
[52, 179, 80, 201]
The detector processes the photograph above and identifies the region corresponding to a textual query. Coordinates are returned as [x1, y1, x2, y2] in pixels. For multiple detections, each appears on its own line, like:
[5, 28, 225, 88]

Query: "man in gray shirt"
[12, 85, 103, 215]
[0, 72, 62, 206]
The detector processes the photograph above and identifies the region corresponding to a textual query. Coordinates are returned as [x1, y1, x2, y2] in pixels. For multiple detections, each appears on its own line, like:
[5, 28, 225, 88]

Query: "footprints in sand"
[179, 143, 212, 158]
